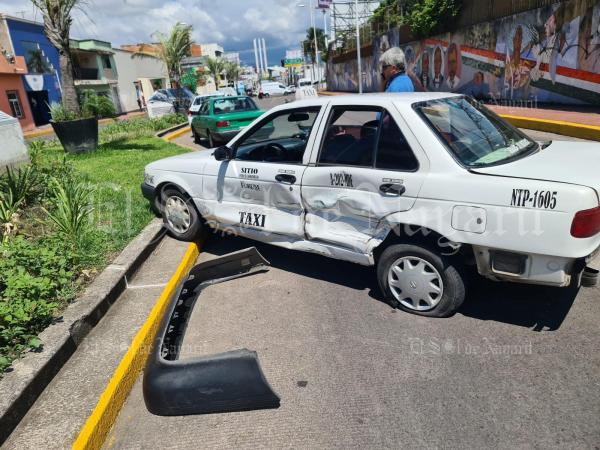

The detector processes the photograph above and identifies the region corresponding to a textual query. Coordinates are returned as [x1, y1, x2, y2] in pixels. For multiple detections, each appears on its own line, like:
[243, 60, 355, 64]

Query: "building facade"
[0, 50, 34, 131]
[112, 48, 169, 112]
[70, 39, 122, 112]
[0, 14, 62, 127]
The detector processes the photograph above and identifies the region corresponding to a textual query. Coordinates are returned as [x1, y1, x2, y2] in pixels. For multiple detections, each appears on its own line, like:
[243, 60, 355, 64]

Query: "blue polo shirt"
[386, 73, 414, 92]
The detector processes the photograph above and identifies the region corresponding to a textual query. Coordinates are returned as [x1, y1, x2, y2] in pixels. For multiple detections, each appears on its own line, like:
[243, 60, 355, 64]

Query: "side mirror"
[213, 145, 233, 161]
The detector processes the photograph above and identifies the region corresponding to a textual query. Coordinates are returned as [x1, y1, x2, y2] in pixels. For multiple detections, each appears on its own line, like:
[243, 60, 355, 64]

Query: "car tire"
[377, 244, 466, 318]
[159, 187, 203, 242]
[192, 129, 201, 144]
[208, 131, 216, 148]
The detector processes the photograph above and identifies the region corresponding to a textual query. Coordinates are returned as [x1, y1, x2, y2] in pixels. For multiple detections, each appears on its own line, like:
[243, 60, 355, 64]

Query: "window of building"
[7, 91, 24, 119]
[102, 55, 112, 69]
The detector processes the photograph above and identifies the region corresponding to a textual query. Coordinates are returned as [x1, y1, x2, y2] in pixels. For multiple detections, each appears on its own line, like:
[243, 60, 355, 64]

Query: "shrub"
[0, 165, 39, 207]
[81, 90, 117, 119]
[43, 177, 95, 246]
[49, 102, 78, 122]
[0, 236, 75, 372]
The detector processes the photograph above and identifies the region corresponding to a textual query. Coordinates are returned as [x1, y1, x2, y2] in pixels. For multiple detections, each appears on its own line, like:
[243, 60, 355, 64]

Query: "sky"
[1, 0, 328, 66]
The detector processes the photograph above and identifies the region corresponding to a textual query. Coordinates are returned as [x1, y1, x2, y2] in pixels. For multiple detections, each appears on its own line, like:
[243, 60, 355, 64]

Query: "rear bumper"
[212, 129, 240, 143]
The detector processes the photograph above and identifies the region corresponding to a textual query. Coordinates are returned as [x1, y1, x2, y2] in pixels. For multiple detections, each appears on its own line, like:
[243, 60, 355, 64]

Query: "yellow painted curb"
[164, 126, 191, 142]
[498, 114, 600, 142]
[72, 242, 200, 450]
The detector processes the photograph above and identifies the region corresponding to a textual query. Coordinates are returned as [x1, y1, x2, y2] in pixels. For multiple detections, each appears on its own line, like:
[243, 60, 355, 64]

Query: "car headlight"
[144, 172, 155, 186]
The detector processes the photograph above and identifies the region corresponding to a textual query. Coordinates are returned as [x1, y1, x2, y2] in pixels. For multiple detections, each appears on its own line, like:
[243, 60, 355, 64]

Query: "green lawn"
[61, 136, 188, 258]
[1, 118, 189, 373]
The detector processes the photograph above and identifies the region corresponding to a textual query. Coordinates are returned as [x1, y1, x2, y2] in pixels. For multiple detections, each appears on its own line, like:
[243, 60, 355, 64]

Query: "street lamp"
[297, 1, 319, 85]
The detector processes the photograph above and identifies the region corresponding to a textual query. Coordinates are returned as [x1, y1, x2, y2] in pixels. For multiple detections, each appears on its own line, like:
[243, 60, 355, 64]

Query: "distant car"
[148, 88, 195, 116]
[187, 92, 231, 125]
[191, 96, 263, 147]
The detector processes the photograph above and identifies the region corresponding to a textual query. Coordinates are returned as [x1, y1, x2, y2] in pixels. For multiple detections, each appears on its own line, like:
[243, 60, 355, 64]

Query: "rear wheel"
[160, 187, 202, 241]
[208, 131, 216, 148]
[377, 244, 466, 317]
[192, 129, 201, 144]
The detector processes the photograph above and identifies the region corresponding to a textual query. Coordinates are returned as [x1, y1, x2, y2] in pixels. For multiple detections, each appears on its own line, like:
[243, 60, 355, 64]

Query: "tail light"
[216, 120, 230, 128]
[187, 109, 192, 116]
[571, 206, 600, 238]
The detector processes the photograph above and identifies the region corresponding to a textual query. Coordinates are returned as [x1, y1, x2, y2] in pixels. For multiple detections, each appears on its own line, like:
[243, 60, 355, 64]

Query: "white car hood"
[472, 141, 600, 195]
[146, 149, 214, 173]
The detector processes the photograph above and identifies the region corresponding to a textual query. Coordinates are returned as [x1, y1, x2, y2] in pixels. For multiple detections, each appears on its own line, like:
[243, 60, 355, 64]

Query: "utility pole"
[355, 0, 363, 94]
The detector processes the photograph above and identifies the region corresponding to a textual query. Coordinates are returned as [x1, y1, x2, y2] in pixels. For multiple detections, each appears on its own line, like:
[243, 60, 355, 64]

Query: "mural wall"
[327, 0, 600, 105]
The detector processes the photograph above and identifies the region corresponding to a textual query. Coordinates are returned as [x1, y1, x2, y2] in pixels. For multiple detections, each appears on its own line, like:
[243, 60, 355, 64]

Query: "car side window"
[234, 107, 320, 164]
[199, 101, 209, 115]
[375, 112, 419, 171]
[318, 107, 380, 167]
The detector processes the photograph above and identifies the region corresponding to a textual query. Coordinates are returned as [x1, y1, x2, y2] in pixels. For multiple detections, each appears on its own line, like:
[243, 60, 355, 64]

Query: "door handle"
[275, 174, 296, 184]
[379, 183, 406, 196]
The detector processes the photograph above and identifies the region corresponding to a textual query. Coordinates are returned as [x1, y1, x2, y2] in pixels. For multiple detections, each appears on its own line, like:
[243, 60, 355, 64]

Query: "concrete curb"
[317, 91, 600, 141]
[72, 242, 200, 450]
[155, 122, 189, 140]
[159, 125, 191, 142]
[0, 219, 166, 446]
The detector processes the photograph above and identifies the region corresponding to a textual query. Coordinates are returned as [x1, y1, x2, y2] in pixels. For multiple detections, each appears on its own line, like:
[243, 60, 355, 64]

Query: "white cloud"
[0, 0, 313, 63]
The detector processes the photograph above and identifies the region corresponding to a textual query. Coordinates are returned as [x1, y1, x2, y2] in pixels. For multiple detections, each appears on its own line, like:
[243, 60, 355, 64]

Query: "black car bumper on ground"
[212, 129, 240, 143]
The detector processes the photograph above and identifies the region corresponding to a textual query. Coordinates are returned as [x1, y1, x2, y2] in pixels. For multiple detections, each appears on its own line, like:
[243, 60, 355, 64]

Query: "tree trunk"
[59, 50, 80, 115]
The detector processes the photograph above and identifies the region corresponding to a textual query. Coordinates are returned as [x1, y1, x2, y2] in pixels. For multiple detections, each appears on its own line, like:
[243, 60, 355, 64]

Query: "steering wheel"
[263, 142, 286, 161]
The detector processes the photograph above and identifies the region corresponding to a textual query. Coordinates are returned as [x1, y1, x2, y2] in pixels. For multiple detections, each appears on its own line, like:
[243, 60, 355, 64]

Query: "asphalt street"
[105, 234, 600, 449]
[102, 96, 600, 448]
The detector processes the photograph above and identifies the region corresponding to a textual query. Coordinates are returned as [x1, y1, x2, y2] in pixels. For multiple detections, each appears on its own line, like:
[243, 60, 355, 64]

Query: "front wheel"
[377, 244, 466, 317]
[160, 187, 202, 241]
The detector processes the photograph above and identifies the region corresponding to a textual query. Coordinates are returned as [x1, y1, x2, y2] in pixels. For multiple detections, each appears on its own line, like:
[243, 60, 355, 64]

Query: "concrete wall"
[327, 0, 600, 105]
[112, 49, 168, 112]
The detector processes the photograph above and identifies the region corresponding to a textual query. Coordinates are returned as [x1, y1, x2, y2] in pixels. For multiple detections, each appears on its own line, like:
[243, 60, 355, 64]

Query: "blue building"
[1, 15, 62, 126]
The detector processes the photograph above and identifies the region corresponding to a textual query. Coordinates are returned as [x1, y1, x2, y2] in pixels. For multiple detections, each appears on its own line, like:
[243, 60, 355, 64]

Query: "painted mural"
[327, 0, 600, 105]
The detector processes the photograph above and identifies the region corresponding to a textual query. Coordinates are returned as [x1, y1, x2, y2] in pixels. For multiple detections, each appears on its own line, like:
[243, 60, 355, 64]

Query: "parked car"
[148, 88, 195, 117]
[190, 96, 263, 147]
[187, 91, 232, 125]
[142, 93, 600, 317]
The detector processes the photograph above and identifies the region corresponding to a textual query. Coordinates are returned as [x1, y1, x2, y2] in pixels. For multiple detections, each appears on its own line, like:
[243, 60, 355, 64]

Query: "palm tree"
[302, 27, 327, 64]
[224, 61, 242, 90]
[152, 22, 193, 89]
[206, 57, 225, 89]
[30, 0, 82, 114]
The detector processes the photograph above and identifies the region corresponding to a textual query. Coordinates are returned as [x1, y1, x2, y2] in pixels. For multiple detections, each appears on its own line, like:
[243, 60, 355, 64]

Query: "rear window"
[213, 97, 257, 114]
[414, 96, 537, 167]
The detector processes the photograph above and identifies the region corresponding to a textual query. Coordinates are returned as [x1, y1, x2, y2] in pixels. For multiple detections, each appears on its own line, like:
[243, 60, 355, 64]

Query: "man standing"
[379, 47, 415, 93]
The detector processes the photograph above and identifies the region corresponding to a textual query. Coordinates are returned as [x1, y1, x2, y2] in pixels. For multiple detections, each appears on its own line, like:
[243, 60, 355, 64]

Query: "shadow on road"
[200, 233, 577, 331]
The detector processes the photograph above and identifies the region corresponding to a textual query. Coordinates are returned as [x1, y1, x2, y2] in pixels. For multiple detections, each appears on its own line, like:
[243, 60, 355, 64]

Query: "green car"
[191, 96, 264, 147]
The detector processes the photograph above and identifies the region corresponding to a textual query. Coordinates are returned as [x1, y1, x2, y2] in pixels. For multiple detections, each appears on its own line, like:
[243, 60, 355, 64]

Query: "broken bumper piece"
[143, 247, 280, 416]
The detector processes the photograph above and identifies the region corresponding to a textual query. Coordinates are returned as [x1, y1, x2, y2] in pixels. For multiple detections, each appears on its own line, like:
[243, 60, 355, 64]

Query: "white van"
[259, 82, 290, 97]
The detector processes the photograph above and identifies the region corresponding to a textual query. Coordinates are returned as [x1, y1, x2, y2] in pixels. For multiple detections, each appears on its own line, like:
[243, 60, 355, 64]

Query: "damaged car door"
[302, 105, 429, 252]
[202, 106, 322, 238]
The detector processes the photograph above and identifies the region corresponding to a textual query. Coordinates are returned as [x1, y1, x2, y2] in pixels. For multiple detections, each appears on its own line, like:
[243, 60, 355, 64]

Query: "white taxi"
[142, 93, 600, 317]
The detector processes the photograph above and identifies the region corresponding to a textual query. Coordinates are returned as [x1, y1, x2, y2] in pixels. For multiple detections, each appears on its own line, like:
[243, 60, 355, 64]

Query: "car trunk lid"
[471, 141, 600, 196]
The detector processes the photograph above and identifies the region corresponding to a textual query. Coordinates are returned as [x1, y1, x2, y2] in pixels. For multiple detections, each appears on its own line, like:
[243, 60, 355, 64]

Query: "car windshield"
[414, 96, 538, 167]
[212, 97, 257, 114]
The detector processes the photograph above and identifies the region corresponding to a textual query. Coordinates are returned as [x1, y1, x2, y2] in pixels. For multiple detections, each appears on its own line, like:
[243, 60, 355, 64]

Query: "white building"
[223, 52, 240, 64]
[200, 43, 223, 58]
[112, 49, 169, 112]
